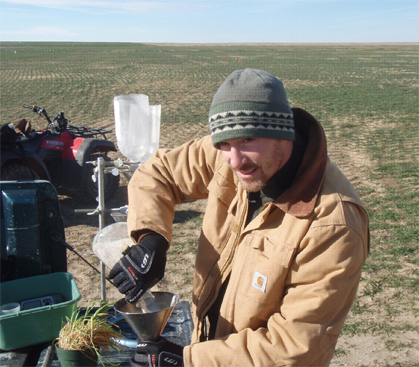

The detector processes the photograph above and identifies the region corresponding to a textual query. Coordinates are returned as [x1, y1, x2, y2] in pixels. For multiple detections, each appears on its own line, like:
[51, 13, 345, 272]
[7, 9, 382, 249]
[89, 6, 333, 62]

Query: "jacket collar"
[273, 108, 328, 217]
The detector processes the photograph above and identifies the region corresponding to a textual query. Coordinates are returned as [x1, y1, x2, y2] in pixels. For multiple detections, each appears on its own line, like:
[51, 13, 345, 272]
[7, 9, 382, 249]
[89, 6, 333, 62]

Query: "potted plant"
[54, 303, 122, 367]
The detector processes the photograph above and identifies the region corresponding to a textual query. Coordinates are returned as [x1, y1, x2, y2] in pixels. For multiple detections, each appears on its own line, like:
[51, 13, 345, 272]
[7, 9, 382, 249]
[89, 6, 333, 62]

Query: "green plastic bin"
[0, 272, 81, 351]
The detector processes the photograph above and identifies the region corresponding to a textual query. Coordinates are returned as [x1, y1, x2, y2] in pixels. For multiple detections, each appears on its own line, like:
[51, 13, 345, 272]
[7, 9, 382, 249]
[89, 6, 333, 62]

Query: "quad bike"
[1, 104, 120, 201]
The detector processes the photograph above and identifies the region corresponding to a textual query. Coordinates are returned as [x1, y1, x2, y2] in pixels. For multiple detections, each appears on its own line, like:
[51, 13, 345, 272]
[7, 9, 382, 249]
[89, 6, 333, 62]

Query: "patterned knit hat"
[209, 68, 294, 147]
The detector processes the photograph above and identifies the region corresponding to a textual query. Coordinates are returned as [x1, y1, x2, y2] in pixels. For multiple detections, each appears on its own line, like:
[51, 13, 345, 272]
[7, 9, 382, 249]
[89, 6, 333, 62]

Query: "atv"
[1, 104, 120, 201]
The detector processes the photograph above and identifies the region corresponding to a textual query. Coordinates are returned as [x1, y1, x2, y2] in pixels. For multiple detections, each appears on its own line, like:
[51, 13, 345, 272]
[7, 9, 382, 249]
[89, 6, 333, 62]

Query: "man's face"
[219, 137, 293, 192]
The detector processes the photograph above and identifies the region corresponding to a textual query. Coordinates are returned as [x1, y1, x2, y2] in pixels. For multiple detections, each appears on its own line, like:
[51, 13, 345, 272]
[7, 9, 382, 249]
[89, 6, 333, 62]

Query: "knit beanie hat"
[209, 68, 294, 147]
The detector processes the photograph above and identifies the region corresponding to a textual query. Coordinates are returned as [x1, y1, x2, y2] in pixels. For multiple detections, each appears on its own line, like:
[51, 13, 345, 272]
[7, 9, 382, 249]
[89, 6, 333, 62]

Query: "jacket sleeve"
[184, 205, 369, 366]
[127, 135, 219, 244]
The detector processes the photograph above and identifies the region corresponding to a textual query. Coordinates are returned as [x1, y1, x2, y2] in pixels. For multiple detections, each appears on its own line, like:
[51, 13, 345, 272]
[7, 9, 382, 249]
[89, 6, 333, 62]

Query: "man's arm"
[110, 136, 219, 305]
[127, 135, 219, 245]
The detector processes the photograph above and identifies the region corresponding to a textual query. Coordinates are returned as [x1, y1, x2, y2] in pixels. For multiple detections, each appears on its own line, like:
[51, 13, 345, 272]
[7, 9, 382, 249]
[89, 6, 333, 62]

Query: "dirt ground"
[61, 126, 418, 367]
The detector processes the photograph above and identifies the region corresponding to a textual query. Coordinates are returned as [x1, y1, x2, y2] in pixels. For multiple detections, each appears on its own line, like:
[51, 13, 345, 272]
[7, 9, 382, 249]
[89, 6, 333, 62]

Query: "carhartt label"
[252, 271, 267, 292]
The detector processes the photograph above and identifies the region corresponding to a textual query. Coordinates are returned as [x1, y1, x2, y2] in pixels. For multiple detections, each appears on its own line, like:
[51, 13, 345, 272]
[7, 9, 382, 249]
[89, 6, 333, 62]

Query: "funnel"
[114, 292, 179, 342]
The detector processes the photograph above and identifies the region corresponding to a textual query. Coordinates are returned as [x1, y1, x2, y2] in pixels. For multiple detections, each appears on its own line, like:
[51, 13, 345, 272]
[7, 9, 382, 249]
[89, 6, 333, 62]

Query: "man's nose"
[229, 147, 247, 170]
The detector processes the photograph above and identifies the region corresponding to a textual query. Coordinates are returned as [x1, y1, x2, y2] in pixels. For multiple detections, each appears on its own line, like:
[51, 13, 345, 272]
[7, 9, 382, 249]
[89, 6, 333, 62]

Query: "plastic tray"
[0, 272, 81, 351]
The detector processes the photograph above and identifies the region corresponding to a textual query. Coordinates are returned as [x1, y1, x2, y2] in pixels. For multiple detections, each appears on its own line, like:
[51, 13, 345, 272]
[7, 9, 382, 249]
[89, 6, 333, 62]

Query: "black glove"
[109, 234, 168, 303]
[130, 337, 184, 367]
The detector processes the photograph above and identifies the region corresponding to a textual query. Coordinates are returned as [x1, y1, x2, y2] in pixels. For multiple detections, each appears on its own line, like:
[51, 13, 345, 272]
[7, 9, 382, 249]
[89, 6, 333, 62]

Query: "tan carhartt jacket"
[127, 108, 370, 366]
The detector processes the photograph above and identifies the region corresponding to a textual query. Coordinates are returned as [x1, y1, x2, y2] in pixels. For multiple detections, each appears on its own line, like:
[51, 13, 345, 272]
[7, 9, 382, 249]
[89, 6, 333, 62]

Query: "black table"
[0, 301, 193, 367]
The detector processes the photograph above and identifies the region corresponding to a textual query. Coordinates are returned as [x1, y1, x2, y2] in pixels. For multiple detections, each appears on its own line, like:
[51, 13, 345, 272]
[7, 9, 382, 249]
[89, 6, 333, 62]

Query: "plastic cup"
[0, 302, 21, 315]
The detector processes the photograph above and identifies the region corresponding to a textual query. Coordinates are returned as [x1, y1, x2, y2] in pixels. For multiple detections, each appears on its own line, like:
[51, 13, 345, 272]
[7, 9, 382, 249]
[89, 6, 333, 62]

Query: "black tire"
[1, 162, 40, 181]
[83, 155, 120, 202]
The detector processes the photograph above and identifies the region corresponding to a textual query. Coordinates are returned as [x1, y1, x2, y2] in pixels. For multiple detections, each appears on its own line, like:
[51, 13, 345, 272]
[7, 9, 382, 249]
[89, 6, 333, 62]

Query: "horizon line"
[1, 41, 418, 45]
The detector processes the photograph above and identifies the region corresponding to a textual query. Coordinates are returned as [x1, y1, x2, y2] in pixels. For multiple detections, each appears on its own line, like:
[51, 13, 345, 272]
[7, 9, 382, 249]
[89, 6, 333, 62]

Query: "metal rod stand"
[74, 157, 140, 303]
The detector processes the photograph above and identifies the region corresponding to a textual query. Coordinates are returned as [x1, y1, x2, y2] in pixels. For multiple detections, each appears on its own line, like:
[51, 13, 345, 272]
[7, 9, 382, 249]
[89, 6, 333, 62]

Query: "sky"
[0, 0, 418, 43]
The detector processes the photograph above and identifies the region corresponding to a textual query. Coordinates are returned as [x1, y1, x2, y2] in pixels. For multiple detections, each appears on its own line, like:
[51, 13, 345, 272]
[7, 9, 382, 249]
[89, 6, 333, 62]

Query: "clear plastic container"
[141, 104, 161, 162]
[114, 94, 161, 163]
[0, 302, 20, 315]
[92, 222, 155, 310]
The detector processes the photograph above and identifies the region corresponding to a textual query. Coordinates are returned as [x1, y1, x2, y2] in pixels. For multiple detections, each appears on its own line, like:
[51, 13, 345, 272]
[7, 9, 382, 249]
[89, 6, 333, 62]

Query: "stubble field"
[1, 42, 418, 366]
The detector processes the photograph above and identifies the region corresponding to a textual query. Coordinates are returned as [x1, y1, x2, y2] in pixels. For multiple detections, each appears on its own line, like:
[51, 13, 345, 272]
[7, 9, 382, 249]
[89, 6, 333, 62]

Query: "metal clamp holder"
[75, 157, 141, 302]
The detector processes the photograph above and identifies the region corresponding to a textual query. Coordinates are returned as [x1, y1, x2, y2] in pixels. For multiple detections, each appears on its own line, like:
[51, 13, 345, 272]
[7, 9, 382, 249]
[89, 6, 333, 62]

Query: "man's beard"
[234, 142, 285, 192]
[237, 174, 268, 192]
[235, 164, 269, 192]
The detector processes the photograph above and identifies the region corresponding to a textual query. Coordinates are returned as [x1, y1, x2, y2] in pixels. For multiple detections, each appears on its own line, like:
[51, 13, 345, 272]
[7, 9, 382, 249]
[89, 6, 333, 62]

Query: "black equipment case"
[1, 180, 67, 282]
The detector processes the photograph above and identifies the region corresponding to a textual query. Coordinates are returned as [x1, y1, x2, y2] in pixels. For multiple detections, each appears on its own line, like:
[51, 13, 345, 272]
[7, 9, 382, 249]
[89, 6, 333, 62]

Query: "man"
[110, 68, 370, 366]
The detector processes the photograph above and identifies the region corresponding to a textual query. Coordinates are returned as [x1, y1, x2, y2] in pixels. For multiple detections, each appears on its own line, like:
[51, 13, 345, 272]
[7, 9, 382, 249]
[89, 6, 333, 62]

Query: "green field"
[1, 42, 418, 366]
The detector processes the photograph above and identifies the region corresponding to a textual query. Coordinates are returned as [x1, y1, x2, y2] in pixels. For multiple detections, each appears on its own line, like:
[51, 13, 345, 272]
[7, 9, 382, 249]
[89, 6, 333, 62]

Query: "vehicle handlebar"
[22, 104, 112, 138]
[23, 104, 52, 124]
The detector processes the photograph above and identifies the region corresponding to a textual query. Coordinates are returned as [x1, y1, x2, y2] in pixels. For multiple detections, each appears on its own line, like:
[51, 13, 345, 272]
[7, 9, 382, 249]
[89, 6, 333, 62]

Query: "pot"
[55, 342, 97, 367]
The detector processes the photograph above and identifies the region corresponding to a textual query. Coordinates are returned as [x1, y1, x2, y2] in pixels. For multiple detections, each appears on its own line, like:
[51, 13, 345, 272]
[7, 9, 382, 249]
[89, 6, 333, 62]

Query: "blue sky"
[0, 0, 418, 43]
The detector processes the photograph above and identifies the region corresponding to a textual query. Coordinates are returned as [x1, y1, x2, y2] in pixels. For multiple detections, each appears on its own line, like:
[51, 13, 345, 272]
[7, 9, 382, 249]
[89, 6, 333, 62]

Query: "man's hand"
[130, 337, 184, 367]
[109, 234, 168, 303]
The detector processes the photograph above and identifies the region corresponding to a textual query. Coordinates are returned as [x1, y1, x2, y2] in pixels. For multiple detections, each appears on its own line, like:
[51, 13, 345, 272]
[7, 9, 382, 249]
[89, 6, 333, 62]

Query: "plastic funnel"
[114, 292, 179, 342]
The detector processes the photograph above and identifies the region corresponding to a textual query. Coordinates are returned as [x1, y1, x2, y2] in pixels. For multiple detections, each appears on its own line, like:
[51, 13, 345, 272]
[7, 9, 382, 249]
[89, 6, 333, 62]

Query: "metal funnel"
[114, 292, 179, 342]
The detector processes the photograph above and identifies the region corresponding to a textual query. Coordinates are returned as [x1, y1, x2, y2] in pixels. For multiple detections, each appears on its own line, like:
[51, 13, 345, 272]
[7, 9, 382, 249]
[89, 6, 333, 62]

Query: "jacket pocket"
[237, 233, 296, 308]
